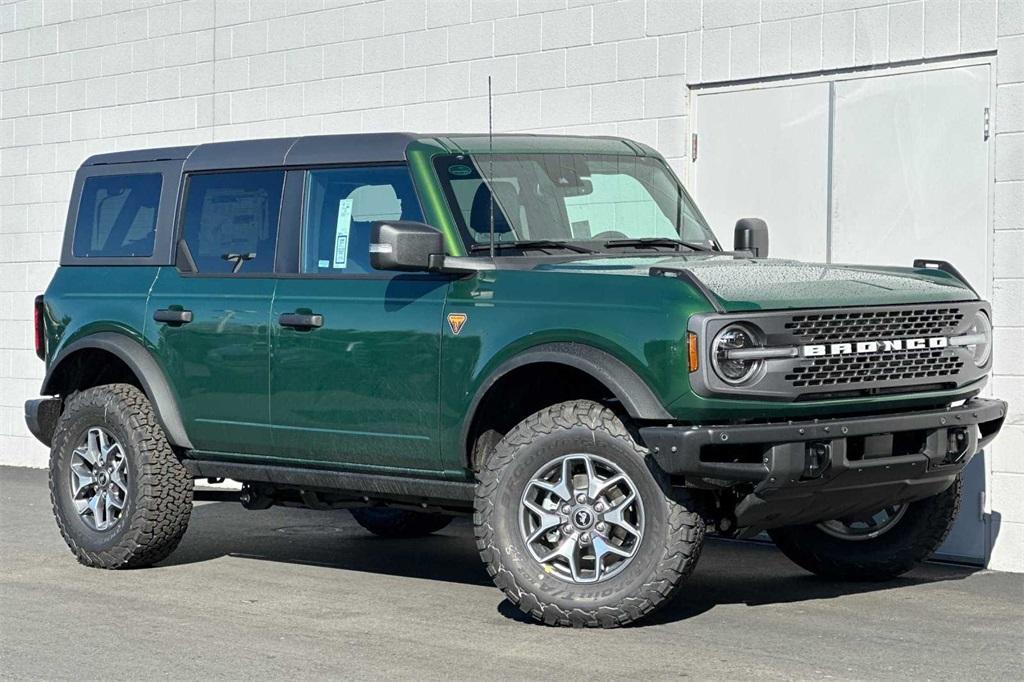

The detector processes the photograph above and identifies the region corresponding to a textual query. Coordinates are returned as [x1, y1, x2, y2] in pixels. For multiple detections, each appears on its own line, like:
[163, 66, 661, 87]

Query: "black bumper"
[25, 398, 61, 448]
[640, 398, 1007, 532]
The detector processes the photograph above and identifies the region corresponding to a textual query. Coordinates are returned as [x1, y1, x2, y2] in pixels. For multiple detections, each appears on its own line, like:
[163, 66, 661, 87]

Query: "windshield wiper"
[603, 237, 712, 252]
[469, 240, 596, 254]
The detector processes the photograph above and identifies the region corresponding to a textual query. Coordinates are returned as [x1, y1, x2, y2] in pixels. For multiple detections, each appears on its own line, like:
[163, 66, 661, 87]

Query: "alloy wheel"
[519, 453, 645, 583]
[69, 427, 129, 532]
[817, 504, 909, 541]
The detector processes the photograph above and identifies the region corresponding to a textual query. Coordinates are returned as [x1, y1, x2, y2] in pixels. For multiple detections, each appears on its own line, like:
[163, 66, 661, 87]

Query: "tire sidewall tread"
[474, 400, 705, 628]
[49, 383, 193, 569]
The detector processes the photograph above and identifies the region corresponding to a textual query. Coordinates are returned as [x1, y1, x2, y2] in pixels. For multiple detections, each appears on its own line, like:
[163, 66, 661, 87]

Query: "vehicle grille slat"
[782, 306, 966, 390]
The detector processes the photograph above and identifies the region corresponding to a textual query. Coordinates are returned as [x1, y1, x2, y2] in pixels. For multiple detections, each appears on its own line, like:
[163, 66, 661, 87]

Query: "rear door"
[145, 169, 285, 456]
[267, 164, 449, 472]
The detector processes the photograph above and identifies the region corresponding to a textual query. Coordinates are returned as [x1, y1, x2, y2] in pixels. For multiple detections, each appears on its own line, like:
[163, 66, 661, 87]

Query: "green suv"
[25, 133, 1006, 627]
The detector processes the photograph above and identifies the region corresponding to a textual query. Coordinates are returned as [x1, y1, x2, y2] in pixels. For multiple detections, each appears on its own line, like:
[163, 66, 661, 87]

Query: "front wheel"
[768, 476, 963, 581]
[474, 400, 705, 628]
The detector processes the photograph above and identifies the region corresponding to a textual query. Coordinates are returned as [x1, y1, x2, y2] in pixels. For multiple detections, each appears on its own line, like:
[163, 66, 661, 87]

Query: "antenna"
[488, 75, 495, 261]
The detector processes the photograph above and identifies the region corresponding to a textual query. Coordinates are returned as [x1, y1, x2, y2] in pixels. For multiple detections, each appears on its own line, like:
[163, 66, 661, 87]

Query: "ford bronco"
[25, 133, 1006, 627]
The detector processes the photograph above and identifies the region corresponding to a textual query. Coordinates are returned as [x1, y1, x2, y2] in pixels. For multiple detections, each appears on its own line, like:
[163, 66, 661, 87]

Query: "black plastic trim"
[24, 397, 61, 447]
[181, 460, 475, 506]
[41, 333, 193, 449]
[461, 342, 673, 460]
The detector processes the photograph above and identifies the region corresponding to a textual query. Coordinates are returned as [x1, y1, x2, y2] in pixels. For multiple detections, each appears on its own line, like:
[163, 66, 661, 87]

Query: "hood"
[534, 255, 976, 312]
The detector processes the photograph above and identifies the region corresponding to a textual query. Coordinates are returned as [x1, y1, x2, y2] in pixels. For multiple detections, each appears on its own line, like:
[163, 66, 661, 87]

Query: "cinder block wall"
[1, 0, 1021, 569]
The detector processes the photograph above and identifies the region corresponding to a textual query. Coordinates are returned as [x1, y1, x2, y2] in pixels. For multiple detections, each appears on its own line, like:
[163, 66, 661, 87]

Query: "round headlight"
[965, 310, 993, 367]
[712, 324, 763, 384]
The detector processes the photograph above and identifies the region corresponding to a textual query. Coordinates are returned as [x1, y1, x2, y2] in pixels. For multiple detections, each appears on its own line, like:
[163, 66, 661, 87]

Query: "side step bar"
[182, 459, 476, 507]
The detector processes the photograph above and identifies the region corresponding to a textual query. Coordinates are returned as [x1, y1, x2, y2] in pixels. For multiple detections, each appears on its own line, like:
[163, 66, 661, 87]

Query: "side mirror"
[370, 221, 445, 272]
[734, 218, 769, 258]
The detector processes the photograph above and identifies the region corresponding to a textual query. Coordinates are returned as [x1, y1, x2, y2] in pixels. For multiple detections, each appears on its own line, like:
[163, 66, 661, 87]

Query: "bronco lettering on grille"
[801, 336, 949, 357]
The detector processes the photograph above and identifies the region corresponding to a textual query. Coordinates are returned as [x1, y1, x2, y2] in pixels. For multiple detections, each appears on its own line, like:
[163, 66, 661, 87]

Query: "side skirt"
[182, 459, 476, 510]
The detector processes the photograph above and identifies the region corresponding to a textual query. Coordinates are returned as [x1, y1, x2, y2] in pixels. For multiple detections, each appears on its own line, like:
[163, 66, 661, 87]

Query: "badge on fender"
[447, 313, 468, 335]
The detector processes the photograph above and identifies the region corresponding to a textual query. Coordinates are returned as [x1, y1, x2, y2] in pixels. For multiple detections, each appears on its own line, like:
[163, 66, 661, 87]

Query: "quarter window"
[72, 173, 162, 258]
[301, 166, 424, 274]
[181, 171, 285, 274]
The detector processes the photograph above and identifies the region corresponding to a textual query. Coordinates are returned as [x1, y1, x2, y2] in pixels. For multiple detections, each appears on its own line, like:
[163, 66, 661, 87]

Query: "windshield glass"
[433, 153, 717, 252]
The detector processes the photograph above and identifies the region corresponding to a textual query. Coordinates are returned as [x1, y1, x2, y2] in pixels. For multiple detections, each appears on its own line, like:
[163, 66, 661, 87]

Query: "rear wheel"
[768, 477, 962, 581]
[475, 400, 704, 628]
[349, 507, 453, 538]
[49, 384, 193, 569]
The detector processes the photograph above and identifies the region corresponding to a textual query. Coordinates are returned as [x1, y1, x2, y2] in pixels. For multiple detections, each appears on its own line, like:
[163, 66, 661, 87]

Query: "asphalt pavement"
[1, 465, 1021, 680]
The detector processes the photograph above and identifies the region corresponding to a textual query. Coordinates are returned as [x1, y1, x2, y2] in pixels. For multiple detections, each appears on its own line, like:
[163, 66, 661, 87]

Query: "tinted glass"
[182, 171, 284, 274]
[72, 173, 162, 257]
[302, 166, 424, 274]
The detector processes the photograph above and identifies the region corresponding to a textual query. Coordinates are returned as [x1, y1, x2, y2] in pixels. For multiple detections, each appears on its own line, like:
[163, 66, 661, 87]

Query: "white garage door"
[693, 62, 992, 562]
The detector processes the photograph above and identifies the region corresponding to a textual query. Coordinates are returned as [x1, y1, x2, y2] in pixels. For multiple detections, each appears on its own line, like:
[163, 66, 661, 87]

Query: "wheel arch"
[461, 342, 672, 469]
[42, 332, 193, 449]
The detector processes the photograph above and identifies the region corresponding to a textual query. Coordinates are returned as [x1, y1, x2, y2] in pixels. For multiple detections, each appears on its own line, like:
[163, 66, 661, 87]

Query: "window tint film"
[72, 173, 162, 257]
[302, 166, 424, 274]
[182, 170, 284, 274]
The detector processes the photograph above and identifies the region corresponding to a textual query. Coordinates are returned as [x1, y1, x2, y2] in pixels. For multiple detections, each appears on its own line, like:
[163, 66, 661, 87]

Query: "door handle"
[153, 308, 193, 325]
[278, 312, 323, 329]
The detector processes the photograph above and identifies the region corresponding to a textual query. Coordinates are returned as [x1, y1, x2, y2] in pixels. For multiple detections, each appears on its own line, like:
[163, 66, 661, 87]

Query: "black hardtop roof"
[81, 133, 653, 171]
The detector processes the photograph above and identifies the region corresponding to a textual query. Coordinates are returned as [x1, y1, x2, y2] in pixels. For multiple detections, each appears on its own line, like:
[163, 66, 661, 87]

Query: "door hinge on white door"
[983, 107, 990, 141]
[691, 133, 698, 162]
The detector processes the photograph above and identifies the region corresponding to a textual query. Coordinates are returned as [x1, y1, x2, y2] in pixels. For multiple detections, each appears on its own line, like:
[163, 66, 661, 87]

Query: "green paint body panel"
[38, 134, 991, 482]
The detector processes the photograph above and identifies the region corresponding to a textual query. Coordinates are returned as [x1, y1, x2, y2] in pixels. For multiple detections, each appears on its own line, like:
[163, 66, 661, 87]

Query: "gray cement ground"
[1, 465, 1021, 680]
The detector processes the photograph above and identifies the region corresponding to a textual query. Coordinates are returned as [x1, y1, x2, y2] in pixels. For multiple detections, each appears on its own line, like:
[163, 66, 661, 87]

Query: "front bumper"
[640, 398, 1006, 533]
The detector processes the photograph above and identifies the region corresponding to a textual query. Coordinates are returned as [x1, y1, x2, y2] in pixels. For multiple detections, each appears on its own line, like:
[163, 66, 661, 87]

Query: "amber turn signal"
[687, 332, 699, 372]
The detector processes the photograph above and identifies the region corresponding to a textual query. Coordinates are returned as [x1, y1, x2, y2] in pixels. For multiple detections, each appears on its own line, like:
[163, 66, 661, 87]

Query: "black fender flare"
[42, 332, 193, 449]
[460, 342, 673, 455]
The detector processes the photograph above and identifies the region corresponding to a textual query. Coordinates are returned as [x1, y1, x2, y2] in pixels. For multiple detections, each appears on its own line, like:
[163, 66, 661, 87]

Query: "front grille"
[785, 349, 965, 388]
[782, 305, 967, 391]
[784, 307, 964, 344]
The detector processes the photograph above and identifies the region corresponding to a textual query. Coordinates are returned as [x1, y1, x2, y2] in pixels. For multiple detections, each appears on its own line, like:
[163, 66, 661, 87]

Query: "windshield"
[433, 153, 717, 253]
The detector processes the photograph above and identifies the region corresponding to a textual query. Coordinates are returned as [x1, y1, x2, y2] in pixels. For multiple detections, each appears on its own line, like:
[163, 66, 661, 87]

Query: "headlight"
[964, 310, 993, 367]
[712, 324, 763, 384]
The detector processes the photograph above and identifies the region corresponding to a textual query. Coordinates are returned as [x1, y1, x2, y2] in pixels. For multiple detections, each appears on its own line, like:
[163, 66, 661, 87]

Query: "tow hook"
[803, 441, 831, 480]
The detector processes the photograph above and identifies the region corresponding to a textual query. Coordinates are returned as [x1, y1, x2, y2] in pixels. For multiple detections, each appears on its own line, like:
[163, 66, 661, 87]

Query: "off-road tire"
[349, 507, 453, 537]
[768, 476, 963, 581]
[49, 384, 193, 569]
[474, 400, 705, 628]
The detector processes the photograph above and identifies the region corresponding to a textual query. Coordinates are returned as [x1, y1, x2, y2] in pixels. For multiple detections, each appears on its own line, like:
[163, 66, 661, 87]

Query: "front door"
[145, 169, 285, 456]
[267, 165, 449, 473]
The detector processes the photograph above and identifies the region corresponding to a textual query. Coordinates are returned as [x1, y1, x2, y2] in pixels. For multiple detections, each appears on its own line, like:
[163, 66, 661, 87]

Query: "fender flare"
[460, 341, 673, 454]
[42, 332, 193, 449]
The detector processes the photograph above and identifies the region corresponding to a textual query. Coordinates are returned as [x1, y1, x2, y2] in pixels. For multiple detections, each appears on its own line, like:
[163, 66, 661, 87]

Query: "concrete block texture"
[0, 0, 1021, 573]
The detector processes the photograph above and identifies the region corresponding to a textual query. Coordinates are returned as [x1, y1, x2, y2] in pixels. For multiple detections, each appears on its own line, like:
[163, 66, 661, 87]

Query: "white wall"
[1, 0, 1021, 569]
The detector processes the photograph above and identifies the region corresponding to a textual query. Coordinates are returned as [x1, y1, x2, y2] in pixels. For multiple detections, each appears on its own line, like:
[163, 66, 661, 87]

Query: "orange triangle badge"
[447, 313, 468, 335]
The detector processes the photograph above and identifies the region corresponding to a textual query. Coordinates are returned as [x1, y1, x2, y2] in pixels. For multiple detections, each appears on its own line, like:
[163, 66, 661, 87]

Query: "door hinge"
[979, 490, 986, 522]
[691, 133, 698, 162]
[983, 107, 990, 141]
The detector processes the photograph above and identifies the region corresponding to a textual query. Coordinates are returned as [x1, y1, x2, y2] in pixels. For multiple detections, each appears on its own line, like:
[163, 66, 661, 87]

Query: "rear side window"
[72, 174, 162, 258]
[181, 170, 284, 274]
[301, 165, 424, 274]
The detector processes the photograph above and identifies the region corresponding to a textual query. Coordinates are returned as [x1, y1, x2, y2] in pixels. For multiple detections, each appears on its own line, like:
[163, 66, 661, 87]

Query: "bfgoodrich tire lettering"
[49, 384, 193, 569]
[768, 476, 963, 581]
[474, 400, 704, 628]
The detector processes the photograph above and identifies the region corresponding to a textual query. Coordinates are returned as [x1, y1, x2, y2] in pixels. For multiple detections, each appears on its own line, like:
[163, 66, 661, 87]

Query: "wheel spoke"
[87, 494, 103, 525]
[592, 474, 625, 500]
[70, 463, 95, 497]
[523, 499, 561, 543]
[530, 458, 573, 502]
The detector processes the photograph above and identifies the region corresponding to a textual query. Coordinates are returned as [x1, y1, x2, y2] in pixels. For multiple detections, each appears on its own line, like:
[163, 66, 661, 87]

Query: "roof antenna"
[488, 75, 496, 261]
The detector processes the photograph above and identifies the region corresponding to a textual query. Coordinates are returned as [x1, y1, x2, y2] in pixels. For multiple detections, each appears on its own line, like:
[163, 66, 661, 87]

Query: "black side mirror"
[734, 218, 769, 258]
[370, 221, 445, 272]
